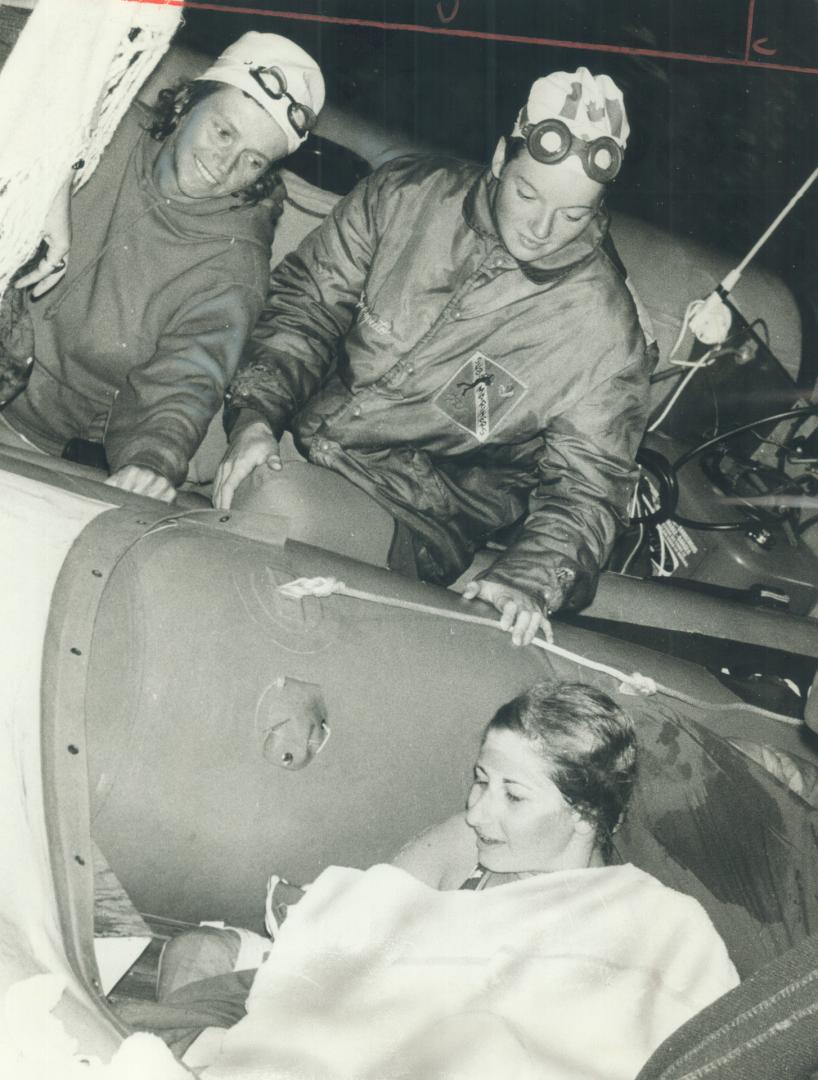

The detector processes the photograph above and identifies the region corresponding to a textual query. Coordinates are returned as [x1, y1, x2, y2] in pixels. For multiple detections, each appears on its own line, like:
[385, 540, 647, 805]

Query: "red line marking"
[744, 0, 756, 62]
[127, 0, 818, 77]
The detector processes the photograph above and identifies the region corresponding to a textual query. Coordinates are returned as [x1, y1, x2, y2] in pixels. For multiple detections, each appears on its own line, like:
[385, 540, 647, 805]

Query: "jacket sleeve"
[224, 170, 383, 439]
[482, 346, 656, 613]
[104, 281, 264, 487]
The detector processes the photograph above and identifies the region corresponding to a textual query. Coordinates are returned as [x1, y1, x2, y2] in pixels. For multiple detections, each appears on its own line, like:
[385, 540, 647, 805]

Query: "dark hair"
[146, 80, 286, 212]
[487, 680, 637, 863]
[502, 136, 527, 166]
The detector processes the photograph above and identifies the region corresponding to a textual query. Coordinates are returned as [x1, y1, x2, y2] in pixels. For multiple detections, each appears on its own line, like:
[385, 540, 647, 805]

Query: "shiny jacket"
[227, 155, 655, 610]
[4, 104, 276, 487]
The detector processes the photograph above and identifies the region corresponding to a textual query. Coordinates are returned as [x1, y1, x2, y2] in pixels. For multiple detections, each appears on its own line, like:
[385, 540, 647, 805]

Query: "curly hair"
[146, 80, 286, 215]
[487, 680, 637, 863]
[502, 135, 528, 166]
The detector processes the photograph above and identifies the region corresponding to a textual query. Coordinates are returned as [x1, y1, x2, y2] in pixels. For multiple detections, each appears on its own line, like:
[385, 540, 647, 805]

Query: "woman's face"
[465, 727, 593, 874]
[157, 85, 290, 199]
[490, 138, 603, 264]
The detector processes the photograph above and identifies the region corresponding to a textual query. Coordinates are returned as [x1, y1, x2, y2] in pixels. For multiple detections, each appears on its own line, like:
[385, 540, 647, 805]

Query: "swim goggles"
[249, 64, 317, 139]
[519, 113, 623, 184]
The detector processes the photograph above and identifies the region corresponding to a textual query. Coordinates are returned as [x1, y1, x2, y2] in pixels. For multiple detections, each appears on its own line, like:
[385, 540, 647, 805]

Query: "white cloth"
[204, 862, 739, 1080]
[0, 0, 180, 298]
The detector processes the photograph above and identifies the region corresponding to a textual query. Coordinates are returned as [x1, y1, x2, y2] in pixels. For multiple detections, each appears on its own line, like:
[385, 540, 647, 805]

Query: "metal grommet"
[281, 751, 294, 767]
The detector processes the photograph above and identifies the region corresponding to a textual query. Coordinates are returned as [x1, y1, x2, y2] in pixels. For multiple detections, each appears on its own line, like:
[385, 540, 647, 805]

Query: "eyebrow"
[476, 764, 533, 789]
[514, 177, 594, 212]
[502, 777, 534, 790]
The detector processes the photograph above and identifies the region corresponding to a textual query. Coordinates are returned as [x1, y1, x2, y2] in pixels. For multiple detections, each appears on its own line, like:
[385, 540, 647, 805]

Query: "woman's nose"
[530, 208, 555, 240]
[212, 146, 240, 180]
[465, 784, 489, 827]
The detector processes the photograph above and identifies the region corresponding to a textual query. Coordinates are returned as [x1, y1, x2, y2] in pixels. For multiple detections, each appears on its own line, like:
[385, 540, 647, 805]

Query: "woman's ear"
[571, 813, 595, 837]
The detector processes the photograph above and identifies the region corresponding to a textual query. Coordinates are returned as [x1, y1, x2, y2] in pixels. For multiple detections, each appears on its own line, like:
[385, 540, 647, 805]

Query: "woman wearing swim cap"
[0, 32, 324, 502]
[216, 67, 655, 646]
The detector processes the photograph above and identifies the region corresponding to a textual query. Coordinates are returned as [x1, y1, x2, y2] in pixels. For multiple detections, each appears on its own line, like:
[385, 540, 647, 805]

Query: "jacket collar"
[462, 170, 608, 283]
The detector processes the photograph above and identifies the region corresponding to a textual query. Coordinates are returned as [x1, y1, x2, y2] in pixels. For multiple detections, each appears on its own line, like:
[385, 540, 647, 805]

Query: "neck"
[480, 845, 604, 884]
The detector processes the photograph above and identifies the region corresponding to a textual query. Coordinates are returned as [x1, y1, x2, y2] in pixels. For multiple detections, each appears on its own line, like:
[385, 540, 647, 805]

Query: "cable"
[667, 300, 699, 363]
[619, 521, 644, 573]
[750, 429, 789, 449]
[647, 347, 716, 432]
[636, 407, 816, 537]
[651, 522, 669, 576]
[797, 514, 818, 536]
[619, 489, 645, 573]
[749, 317, 770, 346]
[670, 513, 747, 533]
[631, 448, 679, 526]
[672, 406, 818, 473]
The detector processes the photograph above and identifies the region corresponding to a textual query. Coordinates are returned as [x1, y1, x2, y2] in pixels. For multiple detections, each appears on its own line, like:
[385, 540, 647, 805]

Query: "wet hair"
[146, 80, 286, 212]
[487, 680, 637, 863]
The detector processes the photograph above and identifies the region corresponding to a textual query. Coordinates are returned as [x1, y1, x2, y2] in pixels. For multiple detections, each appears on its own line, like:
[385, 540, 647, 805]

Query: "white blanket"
[204, 862, 738, 1080]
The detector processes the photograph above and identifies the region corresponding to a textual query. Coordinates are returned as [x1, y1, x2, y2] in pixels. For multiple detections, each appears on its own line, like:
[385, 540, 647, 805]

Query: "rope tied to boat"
[278, 576, 800, 726]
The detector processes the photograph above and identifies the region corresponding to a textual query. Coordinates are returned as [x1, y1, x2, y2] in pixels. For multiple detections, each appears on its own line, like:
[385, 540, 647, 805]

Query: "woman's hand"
[15, 180, 72, 298]
[105, 465, 176, 503]
[461, 579, 552, 647]
[213, 420, 281, 510]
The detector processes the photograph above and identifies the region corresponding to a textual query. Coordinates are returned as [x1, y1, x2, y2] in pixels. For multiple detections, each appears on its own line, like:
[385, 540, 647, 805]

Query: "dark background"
[174, 1, 818, 300]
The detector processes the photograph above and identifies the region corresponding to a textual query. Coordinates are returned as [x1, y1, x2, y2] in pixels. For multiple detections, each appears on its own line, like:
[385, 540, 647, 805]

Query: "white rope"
[277, 576, 801, 726]
[0, 0, 181, 298]
[73, 2, 183, 192]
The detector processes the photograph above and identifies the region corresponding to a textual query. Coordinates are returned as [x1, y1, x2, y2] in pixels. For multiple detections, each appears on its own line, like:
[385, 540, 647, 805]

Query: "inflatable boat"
[3, 444, 818, 1076]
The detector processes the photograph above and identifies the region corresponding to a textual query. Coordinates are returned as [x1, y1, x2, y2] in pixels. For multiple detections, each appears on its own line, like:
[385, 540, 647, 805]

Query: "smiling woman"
[155, 86, 289, 201]
[0, 31, 324, 502]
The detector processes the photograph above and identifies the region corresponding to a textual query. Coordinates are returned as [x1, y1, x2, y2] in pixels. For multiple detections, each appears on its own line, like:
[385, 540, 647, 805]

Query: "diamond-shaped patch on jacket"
[433, 351, 528, 443]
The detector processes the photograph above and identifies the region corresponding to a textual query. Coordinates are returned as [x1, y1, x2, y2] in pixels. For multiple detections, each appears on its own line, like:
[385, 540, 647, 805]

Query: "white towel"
[204, 862, 739, 1080]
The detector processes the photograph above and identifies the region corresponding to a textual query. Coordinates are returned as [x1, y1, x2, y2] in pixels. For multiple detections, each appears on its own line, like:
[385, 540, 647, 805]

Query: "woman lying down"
[124, 681, 739, 1078]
